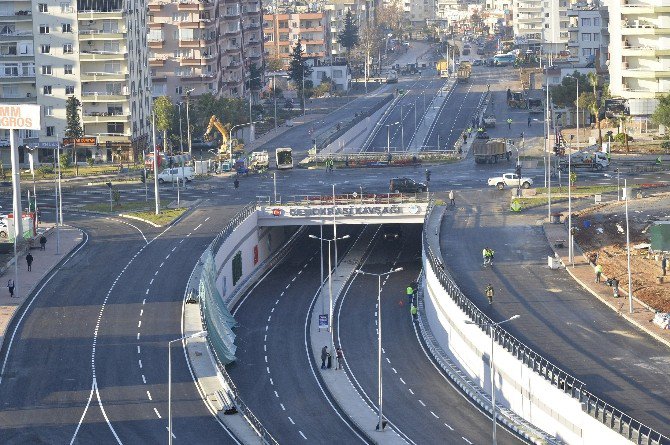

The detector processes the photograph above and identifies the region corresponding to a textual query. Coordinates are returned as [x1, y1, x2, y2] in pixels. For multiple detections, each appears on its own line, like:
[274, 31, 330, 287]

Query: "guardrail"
[281, 193, 429, 206]
[195, 201, 279, 445]
[422, 205, 669, 445]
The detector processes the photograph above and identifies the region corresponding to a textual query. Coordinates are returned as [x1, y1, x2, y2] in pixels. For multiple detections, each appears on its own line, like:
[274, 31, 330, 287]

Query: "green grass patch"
[515, 196, 568, 210]
[128, 207, 187, 226]
[82, 201, 153, 213]
[534, 185, 619, 196]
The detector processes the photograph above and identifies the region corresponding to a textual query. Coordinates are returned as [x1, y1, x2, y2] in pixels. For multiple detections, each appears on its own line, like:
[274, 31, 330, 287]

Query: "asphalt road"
[338, 224, 521, 445]
[228, 225, 367, 444]
[0, 207, 242, 444]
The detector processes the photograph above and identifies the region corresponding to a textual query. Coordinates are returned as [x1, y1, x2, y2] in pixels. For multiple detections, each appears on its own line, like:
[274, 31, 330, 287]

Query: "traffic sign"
[318, 314, 329, 329]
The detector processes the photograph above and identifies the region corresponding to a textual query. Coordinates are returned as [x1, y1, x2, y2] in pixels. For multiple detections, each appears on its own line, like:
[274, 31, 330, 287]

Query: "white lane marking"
[462, 438, 472, 444]
[276, 298, 280, 304]
[386, 357, 391, 363]
[142, 374, 146, 384]
[431, 411, 439, 419]
[265, 356, 268, 363]
[271, 307, 275, 313]
[137, 333, 140, 340]
[147, 391, 153, 401]
[204, 217, 210, 222]
[179, 239, 184, 244]
[140, 309, 143, 317]
[160, 262, 164, 268]
[154, 408, 162, 419]
[274, 390, 279, 398]
[266, 367, 270, 374]
[186, 233, 191, 237]
[399, 378, 406, 385]
[165, 254, 171, 260]
[137, 346, 141, 354]
[392, 367, 397, 374]
[269, 377, 273, 385]
[139, 360, 143, 369]
[291, 276, 296, 282]
[280, 403, 285, 411]
[268, 315, 271, 322]
[171, 247, 177, 252]
[285, 284, 290, 289]
[145, 289, 149, 295]
[299, 431, 307, 440]
[445, 423, 454, 431]
[264, 334, 267, 342]
[155, 270, 159, 276]
[288, 417, 295, 425]
[280, 292, 284, 297]
[264, 344, 267, 352]
[265, 325, 269, 331]
[149, 278, 154, 285]
[142, 298, 146, 305]
[297, 270, 302, 275]
[409, 389, 414, 395]
[194, 223, 202, 231]
[138, 320, 142, 328]
[419, 400, 426, 407]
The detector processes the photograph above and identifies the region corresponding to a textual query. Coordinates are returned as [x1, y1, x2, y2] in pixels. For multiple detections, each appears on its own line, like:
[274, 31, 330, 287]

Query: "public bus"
[275, 147, 293, 170]
[493, 53, 516, 66]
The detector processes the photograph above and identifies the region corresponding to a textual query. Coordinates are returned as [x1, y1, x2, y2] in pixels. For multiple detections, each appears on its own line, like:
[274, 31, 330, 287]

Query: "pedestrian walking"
[233, 177, 239, 189]
[321, 346, 328, 369]
[595, 264, 603, 283]
[463, 133, 467, 143]
[449, 190, 455, 207]
[26, 252, 33, 272]
[335, 347, 344, 370]
[425, 169, 431, 182]
[662, 256, 667, 276]
[611, 277, 620, 298]
[507, 118, 513, 129]
[39, 234, 47, 250]
[485, 284, 494, 305]
[528, 116, 532, 127]
[7, 279, 14, 297]
[406, 284, 414, 304]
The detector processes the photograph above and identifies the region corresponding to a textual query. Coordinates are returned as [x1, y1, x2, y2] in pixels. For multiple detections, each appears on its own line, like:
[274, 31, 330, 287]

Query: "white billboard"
[0, 104, 41, 130]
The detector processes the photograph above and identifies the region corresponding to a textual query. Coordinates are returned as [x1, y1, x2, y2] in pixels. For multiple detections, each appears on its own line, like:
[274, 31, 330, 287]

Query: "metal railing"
[422, 206, 670, 445]
[280, 192, 429, 206]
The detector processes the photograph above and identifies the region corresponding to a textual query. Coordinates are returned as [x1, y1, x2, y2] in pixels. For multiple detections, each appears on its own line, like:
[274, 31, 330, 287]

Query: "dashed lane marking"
[154, 408, 162, 419]
[431, 411, 439, 419]
[137, 346, 140, 354]
[159, 262, 164, 268]
[462, 438, 472, 444]
[288, 417, 295, 425]
[147, 391, 152, 401]
[392, 367, 397, 374]
[138, 320, 141, 328]
[299, 431, 307, 440]
[409, 389, 414, 395]
[280, 403, 285, 411]
[400, 378, 406, 385]
[274, 390, 279, 398]
[138, 360, 143, 369]
[194, 223, 202, 231]
[419, 400, 426, 407]
[445, 423, 454, 431]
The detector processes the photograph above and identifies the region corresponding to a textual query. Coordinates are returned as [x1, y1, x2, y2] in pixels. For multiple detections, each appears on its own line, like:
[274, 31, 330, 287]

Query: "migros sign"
[0, 104, 41, 130]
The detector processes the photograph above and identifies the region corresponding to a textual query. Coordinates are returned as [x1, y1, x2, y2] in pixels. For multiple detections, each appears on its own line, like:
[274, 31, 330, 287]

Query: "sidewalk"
[543, 221, 670, 348]
[308, 228, 406, 445]
[0, 224, 84, 350]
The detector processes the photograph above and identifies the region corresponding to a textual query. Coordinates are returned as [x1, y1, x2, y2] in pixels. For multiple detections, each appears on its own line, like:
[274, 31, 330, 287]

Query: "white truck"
[559, 151, 609, 171]
[488, 172, 533, 190]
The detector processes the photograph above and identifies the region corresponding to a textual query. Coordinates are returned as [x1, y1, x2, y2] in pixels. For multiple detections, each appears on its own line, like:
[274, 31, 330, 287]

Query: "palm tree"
[587, 72, 603, 149]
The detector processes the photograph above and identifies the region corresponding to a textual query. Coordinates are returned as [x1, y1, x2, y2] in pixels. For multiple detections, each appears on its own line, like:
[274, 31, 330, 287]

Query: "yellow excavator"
[204, 115, 231, 160]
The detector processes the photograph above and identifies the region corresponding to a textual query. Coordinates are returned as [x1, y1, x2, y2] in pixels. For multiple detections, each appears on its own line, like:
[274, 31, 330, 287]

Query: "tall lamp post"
[354, 267, 403, 432]
[309, 233, 350, 356]
[185, 88, 194, 155]
[465, 314, 520, 445]
[168, 330, 207, 445]
[565, 74, 580, 265]
[385, 121, 399, 154]
[177, 102, 184, 153]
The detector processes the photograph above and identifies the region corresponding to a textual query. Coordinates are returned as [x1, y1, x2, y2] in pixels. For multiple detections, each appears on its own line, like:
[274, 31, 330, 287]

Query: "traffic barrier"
[421, 204, 669, 445]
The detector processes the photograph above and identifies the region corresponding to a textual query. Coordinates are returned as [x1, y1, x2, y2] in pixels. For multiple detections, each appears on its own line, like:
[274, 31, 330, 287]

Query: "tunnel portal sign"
[288, 205, 404, 217]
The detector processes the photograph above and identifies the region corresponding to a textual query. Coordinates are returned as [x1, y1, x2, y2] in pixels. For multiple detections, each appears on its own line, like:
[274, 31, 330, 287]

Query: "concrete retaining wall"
[423, 259, 630, 445]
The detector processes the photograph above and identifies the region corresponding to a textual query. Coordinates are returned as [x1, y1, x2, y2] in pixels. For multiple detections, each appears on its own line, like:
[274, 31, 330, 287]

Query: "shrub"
[613, 133, 633, 143]
[661, 140, 670, 150]
[87, 157, 95, 166]
[38, 165, 54, 177]
[59, 153, 71, 168]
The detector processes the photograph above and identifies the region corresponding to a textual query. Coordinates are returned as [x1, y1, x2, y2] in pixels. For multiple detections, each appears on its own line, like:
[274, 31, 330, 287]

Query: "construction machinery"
[457, 62, 472, 83]
[507, 91, 526, 109]
[473, 138, 512, 164]
[436, 59, 450, 78]
[204, 115, 245, 161]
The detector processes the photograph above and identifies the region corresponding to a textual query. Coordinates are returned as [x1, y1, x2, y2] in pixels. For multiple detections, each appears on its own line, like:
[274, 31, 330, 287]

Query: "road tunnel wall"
[422, 218, 633, 445]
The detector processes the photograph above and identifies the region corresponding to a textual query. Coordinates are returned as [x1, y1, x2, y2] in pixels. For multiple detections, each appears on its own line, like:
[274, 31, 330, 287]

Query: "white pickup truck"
[488, 173, 533, 190]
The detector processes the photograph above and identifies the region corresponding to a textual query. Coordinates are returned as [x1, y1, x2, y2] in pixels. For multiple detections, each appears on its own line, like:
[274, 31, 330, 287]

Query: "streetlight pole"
[185, 89, 194, 156]
[354, 267, 403, 432]
[152, 106, 160, 215]
[385, 122, 399, 154]
[273, 74, 278, 130]
[168, 331, 206, 445]
[624, 179, 633, 314]
[177, 103, 184, 153]
[465, 314, 520, 445]
[309, 233, 350, 356]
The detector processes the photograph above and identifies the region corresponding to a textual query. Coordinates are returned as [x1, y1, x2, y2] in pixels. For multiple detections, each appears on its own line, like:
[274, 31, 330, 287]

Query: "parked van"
[157, 166, 195, 184]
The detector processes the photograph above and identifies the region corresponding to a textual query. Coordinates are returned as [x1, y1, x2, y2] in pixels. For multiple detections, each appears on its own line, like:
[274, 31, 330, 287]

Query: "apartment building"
[566, 2, 608, 67]
[513, 0, 569, 52]
[0, 0, 151, 163]
[607, 0, 670, 118]
[325, 0, 371, 59]
[148, 0, 263, 101]
[263, 12, 329, 69]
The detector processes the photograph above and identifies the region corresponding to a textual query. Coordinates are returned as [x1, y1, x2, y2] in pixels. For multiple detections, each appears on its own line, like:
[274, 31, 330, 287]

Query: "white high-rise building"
[0, 0, 151, 163]
[513, 0, 569, 52]
[607, 0, 670, 118]
[566, 1, 608, 67]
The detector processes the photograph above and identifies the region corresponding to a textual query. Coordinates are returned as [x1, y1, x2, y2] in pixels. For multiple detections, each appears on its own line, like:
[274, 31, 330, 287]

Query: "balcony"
[149, 56, 169, 66]
[180, 73, 216, 81]
[0, 31, 33, 41]
[0, 51, 34, 59]
[80, 50, 127, 61]
[148, 38, 164, 48]
[618, 89, 666, 99]
[0, 73, 35, 83]
[225, 45, 241, 53]
[95, 132, 132, 143]
[622, 66, 670, 79]
[0, 11, 32, 22]
[179, 57, 207, 66]
[83, 112, 130, 123]
[0, 95, 36, 103]
[81, 91, 129, 102]
[224, 9, 240, 18]
[224, 28, 241, 36]
[77, 9, 125, 20]
[148, 3, 163, 12]
[180, 38, 208, 47]
[178, 1, 201, 11]
[78, 29, 126, 41]
[81, 71, 128, 82]
[178, 18, 214, 29]
[567, 39, 579, 47]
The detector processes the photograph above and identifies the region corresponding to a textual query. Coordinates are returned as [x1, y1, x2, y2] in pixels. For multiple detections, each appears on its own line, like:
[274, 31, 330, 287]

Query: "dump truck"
[559, 150, 609, 171]
[249, 150, 269, 171]
[436, 59, 450, 78]
[507, 91, 526, 108]
[527, 94, 543, 114]
[473, 138, 512, 164]
[457, 63, 472, 83]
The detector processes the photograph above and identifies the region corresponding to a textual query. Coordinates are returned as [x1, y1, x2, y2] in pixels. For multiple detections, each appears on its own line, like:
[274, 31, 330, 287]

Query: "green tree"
[247, 63, 263, 92]
[587, 72, 604, 148]
[266, 57, 284, 72]
[652, 93, 670, 130]
[337, 10, 359, 66]
[550, 71, 589, 108]
[287, 40, 313, 112]
[153, 95, 175, 152]
[65, 96, 83, 169]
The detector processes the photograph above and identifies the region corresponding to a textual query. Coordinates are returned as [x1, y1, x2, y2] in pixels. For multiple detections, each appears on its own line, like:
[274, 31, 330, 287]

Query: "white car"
[487, 173, 533, 190]
[157, 166, 194, 184]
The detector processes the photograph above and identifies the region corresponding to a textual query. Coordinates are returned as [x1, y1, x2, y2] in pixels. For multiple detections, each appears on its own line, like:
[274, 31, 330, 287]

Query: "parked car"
[157, 166, 195, 184]
[389, 177, 427, 193]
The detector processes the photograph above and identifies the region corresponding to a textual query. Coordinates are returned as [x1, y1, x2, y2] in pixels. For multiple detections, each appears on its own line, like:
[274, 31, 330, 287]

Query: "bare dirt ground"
[574, 192, 670, 312]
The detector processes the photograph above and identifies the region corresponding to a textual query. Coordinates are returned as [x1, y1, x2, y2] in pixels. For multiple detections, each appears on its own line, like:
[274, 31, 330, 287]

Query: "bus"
[275, 147, 293, 170]
[493, 53, 516, 66]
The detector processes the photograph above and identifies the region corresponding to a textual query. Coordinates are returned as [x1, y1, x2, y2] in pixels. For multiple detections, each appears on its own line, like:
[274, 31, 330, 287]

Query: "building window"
[581, 18, 591, 27]
[60, 2, 72, 13]
[41, 65, 52, 75]
[46, 126, 55, 136]
[593, 34, 600, 42]
[62, 23, 72, 33]
[582, 48, 592, 56]
[38, 3, 48, 12]
[39, 25, 50, 34]
[63, 44, 73, 54]
[176, 86, 183, 94]
[45, 106, 54, 116]
[594, 17, 600, 26]
[43, 85, 52, 95]
[582, 33, 591, 41]
[65, 85, 74, 94]
[64, 64, 73, 74]
[107, 123, 124, 133]
[40, 44, 51, 54]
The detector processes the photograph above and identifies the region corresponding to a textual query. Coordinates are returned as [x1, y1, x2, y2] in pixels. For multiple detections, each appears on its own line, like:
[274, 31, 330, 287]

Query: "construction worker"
[507, 118, 513, 129]
[410, 304, 418, 318]
[485, 284, 494, 305]
[406, 285, 414, 304]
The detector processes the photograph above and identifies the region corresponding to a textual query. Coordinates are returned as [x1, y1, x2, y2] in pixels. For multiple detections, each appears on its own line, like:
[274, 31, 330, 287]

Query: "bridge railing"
[280, 193, 430, 206]
[422, 205, 670, 445]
